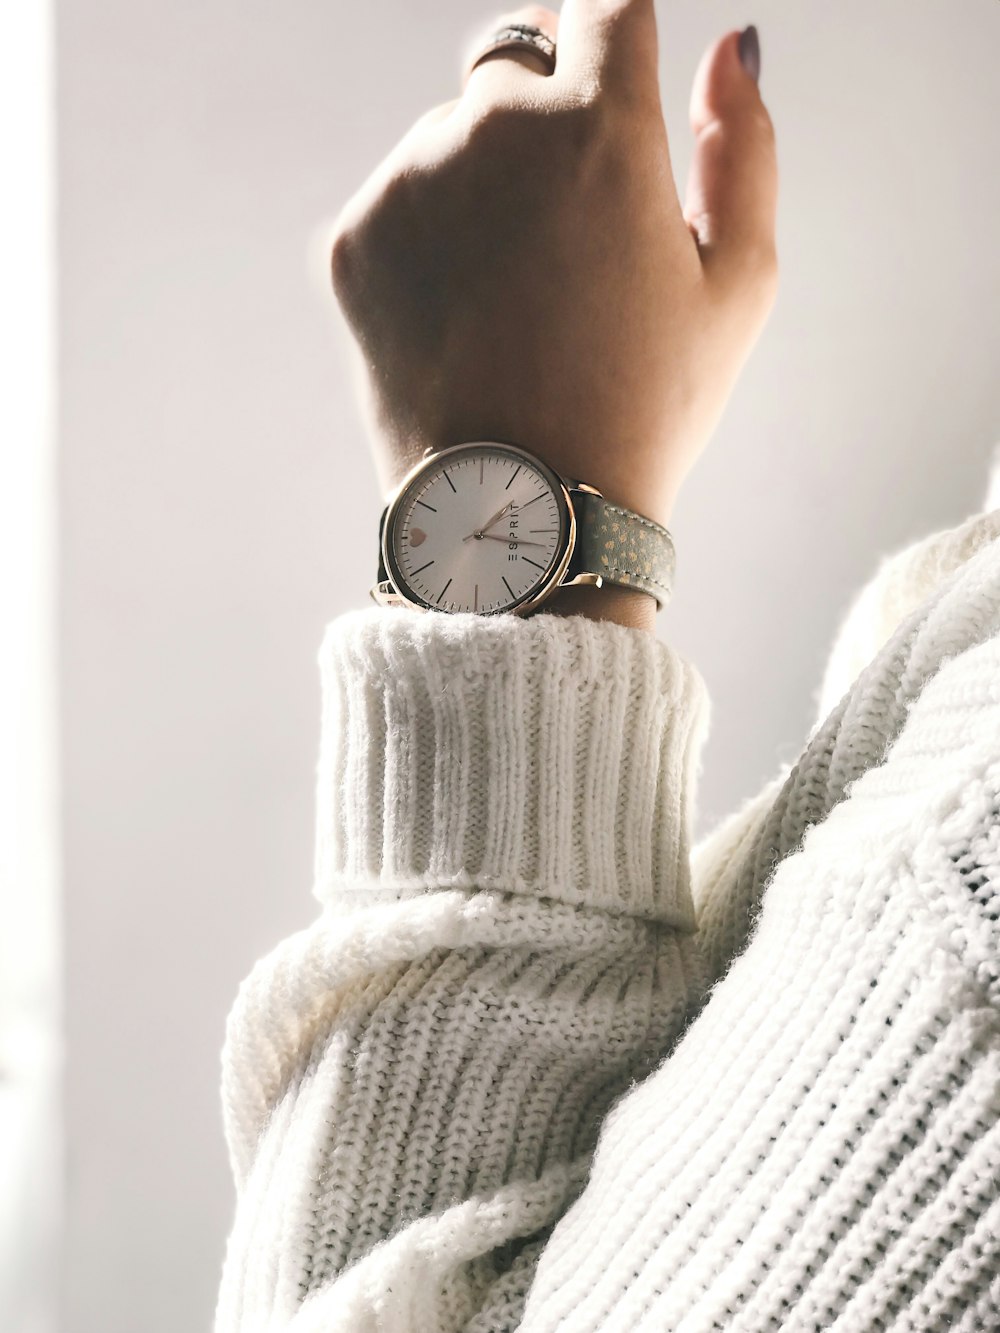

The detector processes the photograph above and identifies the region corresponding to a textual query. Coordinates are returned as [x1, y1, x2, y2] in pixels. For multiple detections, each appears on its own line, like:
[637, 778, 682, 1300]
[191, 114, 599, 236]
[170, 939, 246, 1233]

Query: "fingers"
[684, 28, 778, 308]
[461, 6, 560, 96]
[556, 0, 660, 105]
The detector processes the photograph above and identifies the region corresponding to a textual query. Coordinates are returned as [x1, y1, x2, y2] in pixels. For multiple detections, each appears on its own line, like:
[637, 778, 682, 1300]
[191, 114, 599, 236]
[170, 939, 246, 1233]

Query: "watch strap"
[572, 490, 675, 607]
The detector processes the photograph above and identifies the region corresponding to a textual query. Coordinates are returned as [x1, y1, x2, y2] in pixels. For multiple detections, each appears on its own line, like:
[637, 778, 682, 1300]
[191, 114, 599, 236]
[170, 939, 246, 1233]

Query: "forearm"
[215, 607, 708, 1331]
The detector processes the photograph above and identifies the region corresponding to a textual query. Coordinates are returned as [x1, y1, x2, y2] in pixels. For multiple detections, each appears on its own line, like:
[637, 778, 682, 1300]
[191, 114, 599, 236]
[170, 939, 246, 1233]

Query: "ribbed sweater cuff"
[313, 608, 709, 926]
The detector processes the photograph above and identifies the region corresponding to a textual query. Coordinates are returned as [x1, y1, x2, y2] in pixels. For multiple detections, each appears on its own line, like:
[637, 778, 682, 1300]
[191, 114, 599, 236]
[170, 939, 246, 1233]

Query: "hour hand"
[474, 533, 546, 547]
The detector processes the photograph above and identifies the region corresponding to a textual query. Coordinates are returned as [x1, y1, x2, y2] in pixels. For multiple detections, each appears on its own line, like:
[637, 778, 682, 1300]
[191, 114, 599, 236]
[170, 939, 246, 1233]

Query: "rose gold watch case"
[371, 441, 603, 615]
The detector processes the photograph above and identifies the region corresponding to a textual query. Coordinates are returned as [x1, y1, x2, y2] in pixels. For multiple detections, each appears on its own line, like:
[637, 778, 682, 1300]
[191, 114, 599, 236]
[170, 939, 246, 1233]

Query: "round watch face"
[384, 443, 571, 614]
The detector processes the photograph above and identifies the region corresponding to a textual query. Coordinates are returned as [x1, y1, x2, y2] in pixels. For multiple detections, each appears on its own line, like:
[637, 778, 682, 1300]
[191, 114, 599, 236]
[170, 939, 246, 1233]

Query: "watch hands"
[472, 534, 547, 547]
[462, 500, 512, 543]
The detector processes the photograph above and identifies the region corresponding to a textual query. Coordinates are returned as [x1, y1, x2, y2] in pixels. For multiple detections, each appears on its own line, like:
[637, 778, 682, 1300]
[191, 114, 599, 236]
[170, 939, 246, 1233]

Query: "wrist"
[541, 584, 658, 632]
[372, 441, 671, 628]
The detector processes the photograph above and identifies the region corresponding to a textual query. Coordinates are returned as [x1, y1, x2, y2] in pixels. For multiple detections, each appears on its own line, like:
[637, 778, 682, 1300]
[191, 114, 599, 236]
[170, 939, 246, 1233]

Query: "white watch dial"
[387, 445, 568, 613]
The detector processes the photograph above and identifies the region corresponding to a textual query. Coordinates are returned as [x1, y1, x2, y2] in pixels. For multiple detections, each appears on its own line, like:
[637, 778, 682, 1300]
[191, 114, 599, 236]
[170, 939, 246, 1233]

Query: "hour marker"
[416, 499, 437, 512]
[505, 466, 521, 490]
[436, 578, 452, 604]
[411, 559, 434, 577]
[522, 494, 544, 508]
[479, 459, 484, 485]
[474, 583, 479, 613]
[443, 471, 457, 493]
[409, 527, 427, 547]
[530, 529, 556, 534]
[502, 575, 515, 599]
[523, 557, 546, 571]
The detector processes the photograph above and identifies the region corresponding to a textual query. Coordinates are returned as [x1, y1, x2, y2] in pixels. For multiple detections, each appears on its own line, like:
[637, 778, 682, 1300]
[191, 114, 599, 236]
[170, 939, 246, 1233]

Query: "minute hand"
[462, 500, 512, 543]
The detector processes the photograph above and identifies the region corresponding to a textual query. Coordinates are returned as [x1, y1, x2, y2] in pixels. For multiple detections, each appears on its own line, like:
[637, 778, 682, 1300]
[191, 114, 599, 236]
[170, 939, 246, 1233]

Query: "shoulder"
[817, 505, 1000, 722]
[693, 523, 1000, 989]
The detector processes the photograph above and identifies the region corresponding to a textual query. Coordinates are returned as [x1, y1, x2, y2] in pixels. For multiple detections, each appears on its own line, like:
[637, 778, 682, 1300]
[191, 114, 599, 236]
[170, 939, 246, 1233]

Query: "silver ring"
[467, 23, 557, 78]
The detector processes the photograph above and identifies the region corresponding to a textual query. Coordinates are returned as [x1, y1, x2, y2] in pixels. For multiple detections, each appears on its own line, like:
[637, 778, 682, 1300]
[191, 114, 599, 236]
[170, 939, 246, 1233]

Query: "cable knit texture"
[691, 507, 1000, 988]
[215, 483, 1000, 1332]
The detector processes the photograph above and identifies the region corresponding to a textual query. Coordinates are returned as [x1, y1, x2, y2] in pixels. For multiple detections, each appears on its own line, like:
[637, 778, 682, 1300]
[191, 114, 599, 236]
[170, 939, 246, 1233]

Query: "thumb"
[685, 27, 778, 307]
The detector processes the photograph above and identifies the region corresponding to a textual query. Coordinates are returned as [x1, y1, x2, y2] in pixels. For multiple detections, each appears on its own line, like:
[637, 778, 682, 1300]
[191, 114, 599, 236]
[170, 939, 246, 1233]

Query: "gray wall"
[58, 2, 1000, 1330]
[2, 6, 60, 1333]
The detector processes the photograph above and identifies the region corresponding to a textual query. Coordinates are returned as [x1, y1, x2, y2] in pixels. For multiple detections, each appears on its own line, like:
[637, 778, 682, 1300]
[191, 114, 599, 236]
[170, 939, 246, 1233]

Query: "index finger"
[555, 0, 660, 104]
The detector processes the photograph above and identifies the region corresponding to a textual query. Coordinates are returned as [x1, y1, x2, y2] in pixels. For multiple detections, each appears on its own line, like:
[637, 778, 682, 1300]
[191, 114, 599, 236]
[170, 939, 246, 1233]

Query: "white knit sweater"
[214, 485, 1000, 1332]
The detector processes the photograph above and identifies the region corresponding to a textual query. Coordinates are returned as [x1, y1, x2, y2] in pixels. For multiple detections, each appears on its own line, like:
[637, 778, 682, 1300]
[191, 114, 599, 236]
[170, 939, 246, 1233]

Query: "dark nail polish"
[738, 24, 761, 82]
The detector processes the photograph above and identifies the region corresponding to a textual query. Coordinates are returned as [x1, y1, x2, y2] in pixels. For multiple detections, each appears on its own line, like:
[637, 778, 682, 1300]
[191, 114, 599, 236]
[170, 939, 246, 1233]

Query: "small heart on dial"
[410, 528, 427, 548]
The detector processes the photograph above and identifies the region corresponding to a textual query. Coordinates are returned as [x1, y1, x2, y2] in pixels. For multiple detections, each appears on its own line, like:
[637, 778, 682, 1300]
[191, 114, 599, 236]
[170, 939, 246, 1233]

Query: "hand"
[329, 2, 778, 540]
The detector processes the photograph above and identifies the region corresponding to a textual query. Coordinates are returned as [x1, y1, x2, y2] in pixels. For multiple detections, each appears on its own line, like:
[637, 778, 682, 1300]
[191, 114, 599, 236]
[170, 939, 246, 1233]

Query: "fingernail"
[738, 24, 761, 82]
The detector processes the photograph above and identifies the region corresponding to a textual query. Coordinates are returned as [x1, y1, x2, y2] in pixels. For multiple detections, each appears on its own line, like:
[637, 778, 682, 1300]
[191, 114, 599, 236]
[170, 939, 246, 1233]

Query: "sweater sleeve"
[213, 607, 709, 1333]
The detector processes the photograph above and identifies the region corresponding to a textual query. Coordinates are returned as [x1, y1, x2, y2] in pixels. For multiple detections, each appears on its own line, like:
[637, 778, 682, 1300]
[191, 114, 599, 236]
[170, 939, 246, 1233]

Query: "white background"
[57, 2, 1000, 1330]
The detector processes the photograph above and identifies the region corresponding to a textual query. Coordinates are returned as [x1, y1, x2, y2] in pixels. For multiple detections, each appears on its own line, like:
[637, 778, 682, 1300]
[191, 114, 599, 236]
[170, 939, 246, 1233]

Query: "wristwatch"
[371, 441, 675, 616]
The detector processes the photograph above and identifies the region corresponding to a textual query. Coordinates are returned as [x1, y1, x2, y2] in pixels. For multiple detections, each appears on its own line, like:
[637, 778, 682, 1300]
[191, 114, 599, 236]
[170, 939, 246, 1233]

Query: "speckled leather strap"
[572, 490, 676, 608]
